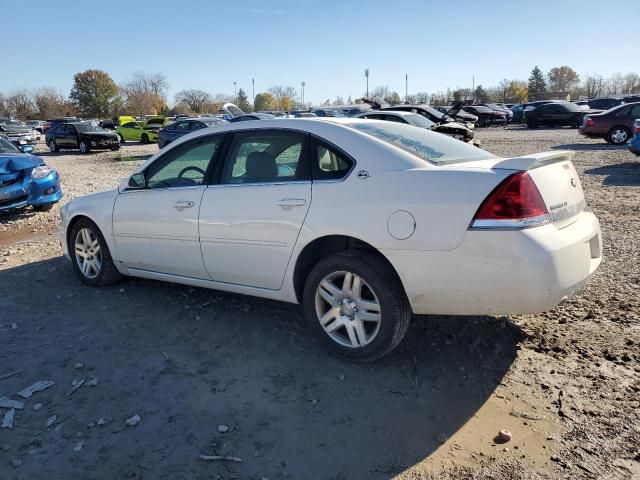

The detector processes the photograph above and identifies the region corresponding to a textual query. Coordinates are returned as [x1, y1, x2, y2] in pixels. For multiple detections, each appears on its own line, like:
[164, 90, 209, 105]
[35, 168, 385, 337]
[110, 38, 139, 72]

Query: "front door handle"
[174, 200, 195, 211]
[277, 198, 306, 210]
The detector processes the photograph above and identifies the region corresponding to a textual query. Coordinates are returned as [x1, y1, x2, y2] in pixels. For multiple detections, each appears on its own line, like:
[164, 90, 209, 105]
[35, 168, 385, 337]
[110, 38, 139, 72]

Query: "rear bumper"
[384, 211, 602, 315]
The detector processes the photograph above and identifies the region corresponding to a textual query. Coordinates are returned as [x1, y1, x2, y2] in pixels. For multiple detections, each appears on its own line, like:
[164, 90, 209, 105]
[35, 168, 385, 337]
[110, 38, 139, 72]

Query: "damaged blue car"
[0, 136, 62, 212]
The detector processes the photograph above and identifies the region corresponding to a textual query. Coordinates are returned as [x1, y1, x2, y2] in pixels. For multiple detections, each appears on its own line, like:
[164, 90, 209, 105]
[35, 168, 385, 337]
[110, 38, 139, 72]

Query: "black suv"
[588, 95, 640, 111]
[45, 122, 120, 153]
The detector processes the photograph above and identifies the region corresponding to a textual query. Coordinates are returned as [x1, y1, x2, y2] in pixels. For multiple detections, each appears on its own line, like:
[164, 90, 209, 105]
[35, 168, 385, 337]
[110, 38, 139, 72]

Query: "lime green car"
[116, 116, 167, 144]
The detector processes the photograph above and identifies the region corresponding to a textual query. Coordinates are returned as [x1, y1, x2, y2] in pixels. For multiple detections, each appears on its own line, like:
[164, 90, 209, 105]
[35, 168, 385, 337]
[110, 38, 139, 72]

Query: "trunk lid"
[457, 151, 586, 227]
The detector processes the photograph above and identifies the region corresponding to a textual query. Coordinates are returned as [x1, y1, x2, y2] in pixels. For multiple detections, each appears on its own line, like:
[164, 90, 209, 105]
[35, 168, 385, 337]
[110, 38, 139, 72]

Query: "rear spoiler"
[492, 150, 575, 171]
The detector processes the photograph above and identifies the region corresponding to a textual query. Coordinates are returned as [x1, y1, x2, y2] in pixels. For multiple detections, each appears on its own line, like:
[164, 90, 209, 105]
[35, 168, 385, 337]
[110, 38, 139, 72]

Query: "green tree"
[528, 66, 547, 101]
[474, 85, 488, 103]
[236, 88, 251, 112]
[547, 66, 580, 93]
[69, 69, 119, 117]
[254, 92, 275, 111]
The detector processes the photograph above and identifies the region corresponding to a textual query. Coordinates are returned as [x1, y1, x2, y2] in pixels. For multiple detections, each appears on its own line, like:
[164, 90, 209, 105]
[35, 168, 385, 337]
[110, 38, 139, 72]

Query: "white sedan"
[60, 119, 602, 361]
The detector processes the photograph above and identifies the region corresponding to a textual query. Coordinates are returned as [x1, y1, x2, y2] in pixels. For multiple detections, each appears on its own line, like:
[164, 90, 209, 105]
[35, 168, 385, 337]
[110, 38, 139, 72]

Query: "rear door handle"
[277, 198, 307, 210]
[174, 200, 195, 211]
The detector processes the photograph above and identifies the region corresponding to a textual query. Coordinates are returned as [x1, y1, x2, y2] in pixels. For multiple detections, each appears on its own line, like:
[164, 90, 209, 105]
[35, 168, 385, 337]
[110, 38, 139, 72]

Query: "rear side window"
[313, 141, 353, 180]
[222, 131, 308, 184]
[347, 121, 495, 165]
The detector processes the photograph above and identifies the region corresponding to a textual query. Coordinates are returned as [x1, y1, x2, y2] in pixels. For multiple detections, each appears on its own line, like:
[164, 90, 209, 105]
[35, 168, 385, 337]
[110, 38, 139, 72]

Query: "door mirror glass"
[128, 172, 146, 189]
[20, 144, 34, 154]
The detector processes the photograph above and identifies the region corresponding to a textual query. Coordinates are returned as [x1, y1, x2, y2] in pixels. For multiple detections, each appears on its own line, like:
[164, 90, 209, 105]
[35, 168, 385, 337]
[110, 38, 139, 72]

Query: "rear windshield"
[347, 122, 496, 165]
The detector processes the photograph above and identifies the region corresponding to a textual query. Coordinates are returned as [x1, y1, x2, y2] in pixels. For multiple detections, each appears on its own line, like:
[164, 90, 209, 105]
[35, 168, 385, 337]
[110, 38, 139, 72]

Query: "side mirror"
[128, 172, 146, 189]
[21, 144, 34, 154]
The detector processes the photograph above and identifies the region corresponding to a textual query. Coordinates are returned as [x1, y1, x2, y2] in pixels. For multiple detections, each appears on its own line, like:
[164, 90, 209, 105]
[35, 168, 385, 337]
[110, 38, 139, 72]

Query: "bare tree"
[582, 75, 604, 99]
[174, 89, 213, 114]
[0, 92, 7, 116]
[127, 72, 169, 98]
[268, 86, 296, 111]
[605, 73, 624, 95]
[5, 89, 34, 119]
[370, 85, 390, 100]
[33, 87, 70, 119]
[622, 73, 640, 94]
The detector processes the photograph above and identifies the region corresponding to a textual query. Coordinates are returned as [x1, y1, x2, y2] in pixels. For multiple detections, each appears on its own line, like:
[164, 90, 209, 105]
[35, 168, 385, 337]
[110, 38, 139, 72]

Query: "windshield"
[347, 122, 495, 165]
[420, 105, 445, 120]
[0, 136, 20, 153]
[560, 102, 583, 112]
[75, 123, 106, 133]
[405, 113, 435, 129]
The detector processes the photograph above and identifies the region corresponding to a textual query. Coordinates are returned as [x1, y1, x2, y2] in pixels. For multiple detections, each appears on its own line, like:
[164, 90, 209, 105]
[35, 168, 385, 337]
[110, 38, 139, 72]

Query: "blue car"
[157, 117, 227, 148]
[629, 119, 640, 156]
[0, 136, 62, 212]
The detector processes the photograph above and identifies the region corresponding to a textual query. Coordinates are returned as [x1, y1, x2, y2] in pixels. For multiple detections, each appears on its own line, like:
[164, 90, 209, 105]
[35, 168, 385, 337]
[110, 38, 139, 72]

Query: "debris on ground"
[32, 403, 42, 411]
[16, 380, 55, 399]
[125, 415, 141, 427]
[199, 454, 243, 462]
[85, 378, 99, 387]
[0, 398, 24, 410]
[1, 409, 16, 429]
[45, 415, 57, 428]
[67, 379, 85, 397]
[217, 424, 230, 433]
[0, 371, 22, 381]
[496, 430, 513, 443]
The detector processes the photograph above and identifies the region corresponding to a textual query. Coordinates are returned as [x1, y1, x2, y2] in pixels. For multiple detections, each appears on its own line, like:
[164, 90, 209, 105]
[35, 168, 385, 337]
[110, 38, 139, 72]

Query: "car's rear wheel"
[606, 126, 630, 145]
[571, 116, 583, 128]
[303, 252, 411, 362]
[48, 139, 59, 152]
[69, 218, 123, 286]
[527, 118, 539, 129]
[141, 134, 149, 144]
[79, 140, 91, 154]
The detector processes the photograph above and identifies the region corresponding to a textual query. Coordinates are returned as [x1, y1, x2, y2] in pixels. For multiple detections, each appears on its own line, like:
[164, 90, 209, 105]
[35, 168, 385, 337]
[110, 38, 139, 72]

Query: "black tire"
[111, 144, 120, 151]
[141, 134, 149, 144]
[527, 118, 539, 129]
[79, 140, 91, 154]
[48, 139, 59, 152]
[69, 218, 123, 287]
[571, 116, 583, 128]
[478, 118, 487, 128]
[33, 203, 54, 212]
[302, 251, 411, 362]
[606, 126, 631, 145]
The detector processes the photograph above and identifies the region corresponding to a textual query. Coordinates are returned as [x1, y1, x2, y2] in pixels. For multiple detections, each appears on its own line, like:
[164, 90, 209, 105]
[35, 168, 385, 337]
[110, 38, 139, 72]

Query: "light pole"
[365, 69, 369, 97]
[301, 81, 305, 107]
[252, 78, 255, 106]
[233, 82, 237, 104]
[405, 73, 408, 103]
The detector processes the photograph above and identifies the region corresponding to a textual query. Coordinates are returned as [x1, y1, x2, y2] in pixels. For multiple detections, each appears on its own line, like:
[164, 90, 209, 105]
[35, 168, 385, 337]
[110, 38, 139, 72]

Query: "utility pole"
[252, 78, 255, 107]
[233, 82, 237, 104]
[472, 76, 475, 103]
[301, 81, 306, 107]
[405, 73, 408, 103]
[365, 69, 369, 97]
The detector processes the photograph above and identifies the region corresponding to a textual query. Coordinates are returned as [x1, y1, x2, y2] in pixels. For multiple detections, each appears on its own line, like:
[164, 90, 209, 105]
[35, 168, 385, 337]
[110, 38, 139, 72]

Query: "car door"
[169, 121, 192, 141]
[60, 124, 78, 147]
[199, 130, 311, 290]
[112, 134, 225, 278]
[121, 122, 142, 141]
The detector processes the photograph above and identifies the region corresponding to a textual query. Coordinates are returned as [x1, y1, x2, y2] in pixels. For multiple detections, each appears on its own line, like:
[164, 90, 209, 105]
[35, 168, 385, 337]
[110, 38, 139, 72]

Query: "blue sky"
[2, 0, 637, 104]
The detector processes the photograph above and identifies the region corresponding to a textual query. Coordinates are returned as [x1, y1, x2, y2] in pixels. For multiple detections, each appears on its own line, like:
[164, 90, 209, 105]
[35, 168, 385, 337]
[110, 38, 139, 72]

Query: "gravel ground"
[0, 129, 638, 480]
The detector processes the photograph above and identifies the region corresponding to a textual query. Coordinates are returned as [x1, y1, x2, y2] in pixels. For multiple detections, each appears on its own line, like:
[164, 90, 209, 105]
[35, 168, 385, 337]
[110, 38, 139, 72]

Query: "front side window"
[145, 136, 222, 189]
[222, 132, 307, 184]
[628, 105, 640, 116]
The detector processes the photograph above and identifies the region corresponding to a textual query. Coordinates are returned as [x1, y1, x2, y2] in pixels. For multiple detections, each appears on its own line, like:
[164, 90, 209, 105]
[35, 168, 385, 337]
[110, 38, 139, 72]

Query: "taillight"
[634, 121, 640, 134]
[584, 117, 593, 127]
[470, 172, 549, 230]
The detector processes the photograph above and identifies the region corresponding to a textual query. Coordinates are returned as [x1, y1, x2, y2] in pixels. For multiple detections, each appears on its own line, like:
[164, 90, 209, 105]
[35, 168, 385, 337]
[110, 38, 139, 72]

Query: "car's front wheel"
[48, 139, 59, 152]
[69, 218, 123, 286]
[303, 252, 411, 362]
[607, 126, 630, 145]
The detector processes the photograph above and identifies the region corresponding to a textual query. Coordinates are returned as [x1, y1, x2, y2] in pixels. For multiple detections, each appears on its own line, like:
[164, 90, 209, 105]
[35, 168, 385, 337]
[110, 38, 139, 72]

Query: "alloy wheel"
[74, 228, 102, 279]
[611, 128, 628, 144]
[48, 140, 56, 152]
[315, 271, 382, 348]
[79, 142, 88, 153]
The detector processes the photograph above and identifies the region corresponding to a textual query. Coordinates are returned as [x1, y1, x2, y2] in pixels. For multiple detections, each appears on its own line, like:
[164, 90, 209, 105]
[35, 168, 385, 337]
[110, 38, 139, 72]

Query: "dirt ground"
[1, 128, 639, 480]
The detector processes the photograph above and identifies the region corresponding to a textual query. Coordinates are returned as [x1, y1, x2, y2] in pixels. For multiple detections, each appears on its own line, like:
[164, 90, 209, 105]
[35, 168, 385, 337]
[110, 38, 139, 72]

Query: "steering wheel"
[277, 164, 294, 176]
[178, 166, 206, 178]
